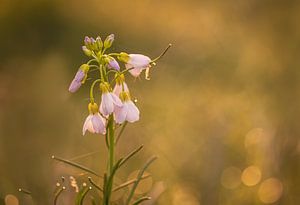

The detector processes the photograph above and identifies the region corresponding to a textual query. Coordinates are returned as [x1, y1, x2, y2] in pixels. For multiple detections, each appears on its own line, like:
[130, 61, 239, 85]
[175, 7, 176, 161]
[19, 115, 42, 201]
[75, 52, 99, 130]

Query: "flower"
[68, 64, 90, 93]
[119, 53, 151, 77]
[107, 57, 120, 71]
[83, 103, 106, 135]
[113, 74, 129, 97]
[114, 91, 140, 124]
[99, 82, 123, 116]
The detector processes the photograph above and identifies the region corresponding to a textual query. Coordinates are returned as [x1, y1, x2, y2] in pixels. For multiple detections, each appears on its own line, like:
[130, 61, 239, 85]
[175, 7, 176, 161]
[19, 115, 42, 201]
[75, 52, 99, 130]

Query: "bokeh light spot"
[245, 128, 264, 149]
[172, 185, 200, 205]
[221, 166, 242, 189]
[241, 165, 262, 186]
[4, 194, 19, 205]
[258, 178, 283, 204]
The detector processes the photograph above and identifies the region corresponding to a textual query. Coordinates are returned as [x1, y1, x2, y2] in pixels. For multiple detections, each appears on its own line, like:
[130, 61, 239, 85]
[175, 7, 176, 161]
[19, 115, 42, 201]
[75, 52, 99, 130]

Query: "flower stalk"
[67, 34, 170, 204]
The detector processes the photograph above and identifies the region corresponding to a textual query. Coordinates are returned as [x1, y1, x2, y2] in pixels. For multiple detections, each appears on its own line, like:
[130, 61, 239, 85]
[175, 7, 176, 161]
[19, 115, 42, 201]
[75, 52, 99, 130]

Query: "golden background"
[0, 0, 299, 204]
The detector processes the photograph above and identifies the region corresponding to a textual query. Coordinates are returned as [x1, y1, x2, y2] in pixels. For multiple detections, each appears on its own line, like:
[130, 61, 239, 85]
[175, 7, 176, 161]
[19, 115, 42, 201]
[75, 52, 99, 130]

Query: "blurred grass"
[0, 0, 300, 204]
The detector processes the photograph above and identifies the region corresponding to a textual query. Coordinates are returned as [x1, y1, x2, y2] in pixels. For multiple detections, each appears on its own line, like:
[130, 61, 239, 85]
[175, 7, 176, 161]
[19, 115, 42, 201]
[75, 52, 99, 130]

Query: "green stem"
[90, 79, 101, 103]
[106, 114, 115, 204]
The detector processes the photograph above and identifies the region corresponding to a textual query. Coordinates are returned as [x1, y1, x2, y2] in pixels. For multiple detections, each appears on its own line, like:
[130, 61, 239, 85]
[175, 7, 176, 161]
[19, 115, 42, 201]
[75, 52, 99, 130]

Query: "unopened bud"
[82, 46, 93, 56]
[96, 36, 103, 50]
[104, 34, 114, 49]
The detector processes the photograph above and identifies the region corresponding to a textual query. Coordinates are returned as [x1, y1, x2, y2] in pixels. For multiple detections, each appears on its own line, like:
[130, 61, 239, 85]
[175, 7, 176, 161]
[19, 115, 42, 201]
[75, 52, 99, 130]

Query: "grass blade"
[119, 145, 143, 167]
[132, 196, 152, 205]
[125, 156, 157, 205]
[52, 155, 101, 177]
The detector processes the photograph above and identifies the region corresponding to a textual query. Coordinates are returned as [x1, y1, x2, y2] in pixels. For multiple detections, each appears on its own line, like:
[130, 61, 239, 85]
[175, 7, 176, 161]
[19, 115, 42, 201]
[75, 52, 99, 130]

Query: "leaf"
[125, 156, 157, 205]
[52, 155, 101, 177]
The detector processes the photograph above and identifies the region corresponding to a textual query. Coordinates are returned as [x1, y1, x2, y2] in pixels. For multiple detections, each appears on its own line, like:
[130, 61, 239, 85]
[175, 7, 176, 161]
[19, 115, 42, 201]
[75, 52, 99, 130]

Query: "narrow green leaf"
[125, 156, 157, 205]
[52, 155, 101, 177]
[113, 174, 151, 192]
[115, 121, 128, 144]
[119, 145, 144, 167]
[88, 177, 103, 192]
[132, 196, 151, 205]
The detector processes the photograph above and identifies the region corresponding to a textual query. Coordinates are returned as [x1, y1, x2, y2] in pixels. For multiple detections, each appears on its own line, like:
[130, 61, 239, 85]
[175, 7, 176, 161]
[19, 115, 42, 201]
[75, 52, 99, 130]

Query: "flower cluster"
[69, 34, 158, 136]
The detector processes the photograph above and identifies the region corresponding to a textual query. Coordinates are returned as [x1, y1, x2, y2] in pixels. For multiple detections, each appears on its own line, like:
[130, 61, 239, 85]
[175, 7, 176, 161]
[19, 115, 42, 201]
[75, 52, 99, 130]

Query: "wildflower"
[99, 82, 122, 116]
[83, 102, 106, 135]
[68, 64, 90, 93]
[114, 91, 140, 124]
[119, 52, 151, 77]
[113, 74, 128, 97]
[107, 57, 120, 71]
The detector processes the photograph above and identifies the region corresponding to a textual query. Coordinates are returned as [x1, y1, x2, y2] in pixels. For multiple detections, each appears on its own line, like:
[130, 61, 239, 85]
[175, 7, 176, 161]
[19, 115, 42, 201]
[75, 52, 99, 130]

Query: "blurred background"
[0, 0, 300, 204]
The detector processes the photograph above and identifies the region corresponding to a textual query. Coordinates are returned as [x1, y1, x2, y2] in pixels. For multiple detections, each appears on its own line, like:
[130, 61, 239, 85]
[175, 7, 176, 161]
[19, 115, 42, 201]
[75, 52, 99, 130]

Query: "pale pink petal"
[92, 114, 106, 134]
[114, 104, 127, 124]
[113, 84, 122, 97]
[113, 82, 129, 97]
[128, 54, 151, 68]
[100, 93, 114, 115]
[111, 93, 123, 107]
[82, 115, 93, 135]
[126, 101, 140, 122]
[128, 67, 144, 77]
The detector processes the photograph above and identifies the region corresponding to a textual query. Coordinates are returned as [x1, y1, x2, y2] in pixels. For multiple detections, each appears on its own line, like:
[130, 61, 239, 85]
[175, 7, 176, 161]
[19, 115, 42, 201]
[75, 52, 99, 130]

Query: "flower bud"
[118, 52, 129, 63]
[90, 37, 98, 51]
[84, 36, 93, 50]
[96, 36, 103, 51]
[99, 82, 110, 93]
[82, 46, 93, 57]
[104, 34, 114, 49]
[88, 102, 99, 114]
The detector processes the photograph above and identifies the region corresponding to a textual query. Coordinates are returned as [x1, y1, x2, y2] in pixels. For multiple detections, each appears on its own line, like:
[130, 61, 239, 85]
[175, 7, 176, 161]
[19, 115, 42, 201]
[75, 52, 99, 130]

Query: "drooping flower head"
[99, 82, 122, 116]
[68, 64, 90, 93]
[83, 102, 106, 135]
[113, 74, 129, 97]
[114, 91, 140, 124]
[118, 52, 151, 78]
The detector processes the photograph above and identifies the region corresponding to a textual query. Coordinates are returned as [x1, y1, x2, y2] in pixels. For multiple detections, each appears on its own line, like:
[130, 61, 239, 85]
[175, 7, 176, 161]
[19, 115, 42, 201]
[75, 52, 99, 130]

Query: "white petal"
[125, 101, 140, 123]
[100, 93, 114, 115]
[128, 54, 151, 67]
[92, 114, 106, 135]
[128, 67, 144, 77]
[113, 84, 122, 97]
[111, 93, 123, 107]
[114, 104, 127, 124]
[82, 115, 94, 135]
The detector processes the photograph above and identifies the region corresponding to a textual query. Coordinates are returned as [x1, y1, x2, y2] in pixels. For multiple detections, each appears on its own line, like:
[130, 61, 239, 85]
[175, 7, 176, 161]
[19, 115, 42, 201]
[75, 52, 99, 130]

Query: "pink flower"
[99, 82, 122, 116]
[82, 113, 106, 135]
[83, 103, 106, 135]
[107, 57, 120, 71]
[114, 92, 140, 124]
[113, 82, 128, 97]
[68, 64, 90, 93]
[125, 54, 151, 77]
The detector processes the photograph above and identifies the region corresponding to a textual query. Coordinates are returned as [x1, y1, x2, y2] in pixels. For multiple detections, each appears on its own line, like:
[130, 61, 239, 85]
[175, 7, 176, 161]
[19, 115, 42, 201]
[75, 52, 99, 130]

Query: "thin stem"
[115, 122, 128, 144]
[90, 79, 101, 103]
[87, 59, 98, 65]
[132, 196, 151, 205]
[151, 43, 172, 62]
[108, 53, 120, 56]
[54, 186, 66, 205]
[108, 115, 115, 175]
[88, 177, 103, 192]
